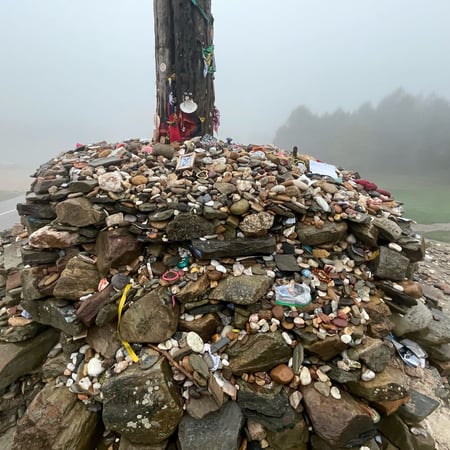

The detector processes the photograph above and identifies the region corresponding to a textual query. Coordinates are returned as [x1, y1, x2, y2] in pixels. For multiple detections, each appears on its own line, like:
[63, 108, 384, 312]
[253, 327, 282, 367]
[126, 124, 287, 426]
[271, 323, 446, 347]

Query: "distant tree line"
[274, 89, 450, 177]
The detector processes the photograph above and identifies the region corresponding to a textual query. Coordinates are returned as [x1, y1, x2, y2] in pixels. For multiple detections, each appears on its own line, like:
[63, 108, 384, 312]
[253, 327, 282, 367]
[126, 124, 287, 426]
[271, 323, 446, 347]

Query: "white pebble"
[186, 331, 204, 353]
[79, 344, 90, 354]
[215, 264, 227, 273]
[361, 369, 376, 381]
[388, 242, 403, 252]
[78, 377, 92, 391]
[87, 357, 105, 377]
[330, 386, 341, 399]
[340, 334, 352, 345]
[300, 366, 312, 385]
[282, 332, 293, 345]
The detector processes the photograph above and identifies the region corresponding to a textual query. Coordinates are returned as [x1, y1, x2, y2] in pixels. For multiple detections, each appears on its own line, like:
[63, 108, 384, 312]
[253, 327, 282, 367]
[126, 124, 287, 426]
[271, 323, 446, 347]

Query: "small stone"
[300, 366, 312, 386]
[87, 357, 104, 377]
[270, 364, 294, 385]
[314, 381, 331, 397]
[282, 332, 293, 345]
[361, 369, 376, 381]
[289, 390, 303, 410]
[330, 386, 341, 399]
[78, 377, 92, 391]
[340, 334, 352, 344]
[186, 331, 204, 353]
[388, 242, 403, 252]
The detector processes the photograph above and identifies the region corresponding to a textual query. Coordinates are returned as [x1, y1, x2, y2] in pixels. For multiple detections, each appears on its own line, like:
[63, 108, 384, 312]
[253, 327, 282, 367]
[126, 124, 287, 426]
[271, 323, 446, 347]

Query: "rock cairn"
[1, 137, 449, 450]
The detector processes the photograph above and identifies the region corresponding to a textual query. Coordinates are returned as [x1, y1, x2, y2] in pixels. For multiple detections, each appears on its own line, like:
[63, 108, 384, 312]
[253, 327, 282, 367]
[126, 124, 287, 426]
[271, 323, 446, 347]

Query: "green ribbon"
[191, 0, 212, 23]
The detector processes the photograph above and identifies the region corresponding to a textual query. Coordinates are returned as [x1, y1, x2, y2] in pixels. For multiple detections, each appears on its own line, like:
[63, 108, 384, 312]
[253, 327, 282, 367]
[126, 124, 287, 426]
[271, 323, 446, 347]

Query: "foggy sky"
[1, 0, 450, 182]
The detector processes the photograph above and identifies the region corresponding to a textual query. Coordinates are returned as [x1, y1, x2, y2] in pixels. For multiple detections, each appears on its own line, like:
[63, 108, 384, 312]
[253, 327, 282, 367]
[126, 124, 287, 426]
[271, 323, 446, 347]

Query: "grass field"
[368, 173, 450, 243]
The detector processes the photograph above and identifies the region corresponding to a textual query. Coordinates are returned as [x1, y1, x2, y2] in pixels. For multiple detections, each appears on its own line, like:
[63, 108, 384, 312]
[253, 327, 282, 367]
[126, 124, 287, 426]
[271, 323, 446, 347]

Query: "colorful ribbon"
[117, 283, 140, 363]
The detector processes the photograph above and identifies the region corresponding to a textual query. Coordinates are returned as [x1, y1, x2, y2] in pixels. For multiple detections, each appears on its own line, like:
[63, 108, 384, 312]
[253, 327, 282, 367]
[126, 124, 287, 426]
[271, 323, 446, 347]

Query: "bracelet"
[161, 269, 180, 282]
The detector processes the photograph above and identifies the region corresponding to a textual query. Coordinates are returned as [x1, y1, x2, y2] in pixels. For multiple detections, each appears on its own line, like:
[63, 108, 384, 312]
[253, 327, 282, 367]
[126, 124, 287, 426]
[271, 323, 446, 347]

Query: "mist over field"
[1, 1, 450, 173]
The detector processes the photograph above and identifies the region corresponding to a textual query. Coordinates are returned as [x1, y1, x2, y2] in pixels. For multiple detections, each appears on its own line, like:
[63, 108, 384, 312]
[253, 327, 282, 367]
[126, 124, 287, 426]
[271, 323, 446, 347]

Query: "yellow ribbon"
[117, 283, 140, 363]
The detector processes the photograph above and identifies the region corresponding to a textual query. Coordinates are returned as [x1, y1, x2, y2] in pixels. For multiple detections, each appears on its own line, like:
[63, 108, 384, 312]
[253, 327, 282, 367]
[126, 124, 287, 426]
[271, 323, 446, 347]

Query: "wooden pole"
[153, 0, 215, 142]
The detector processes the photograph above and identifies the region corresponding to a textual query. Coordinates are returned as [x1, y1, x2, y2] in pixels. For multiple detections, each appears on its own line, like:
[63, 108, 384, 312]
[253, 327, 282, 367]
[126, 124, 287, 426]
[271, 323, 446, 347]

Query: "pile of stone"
[0, 136, 449, 450]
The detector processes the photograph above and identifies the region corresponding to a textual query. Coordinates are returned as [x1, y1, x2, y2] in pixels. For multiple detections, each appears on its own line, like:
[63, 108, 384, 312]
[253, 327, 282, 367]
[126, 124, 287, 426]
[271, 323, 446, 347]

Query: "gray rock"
[102, 361, 183, 445]
[411, 307, 450, 346]
[230, 199, 250, 216]
[21, 266, 48, 301]
[53, 255, 101, 300]
[228, 331, 292, 375]
[397, 389, 440, 424]
[346, 363, 408, 402]
[11, 385, 100, 450]
[209, 275, 273, 306]
[148, 209, 174, 221]
[177, 400, 244, 450]
[152, 143, 175, 159]
[349, 221, 379, 248]
[296, 221, 348, 246]
[178, 313, 222, 342]
[190, 237, 276, 259]
[95, 228, 143, 276]
[69, 179, 98, 193]
[274, 254, 300, 272]
[32, 177, 66, 195]
[166, 213, 215, 241]
[20, 246, 60, 266]
[378, 413, 435, 450]
[324, 363, 361, 384]
[301, 384, 376, 448]
[0, 328, 59, 390]
[398, 233, 426, 262]
[0, 425, 15, 450]
[237, 380, 297, 431]
[119, 288, 179, 343]
[214, 182, 237, 195]
[119, 436, 168, 450]
[21, 298, 85, 336]
[347, 336, 393, 373]
[425, 342, 450, 362]
[16, 202, 56, 219]
[202, 206, 228, 220]
[369, 246, 410, 281]
[373, 217, 403, 241]
[185, 392, 220, 420]
[89, 155, 126, 168]
[265, 417, 309, 450]
[56, 197, 105, 227]
[86, 322, 122, 359]
[390, 300, 433, 337]
[0, 322, 45, 343]
[3, 243, 23, 271]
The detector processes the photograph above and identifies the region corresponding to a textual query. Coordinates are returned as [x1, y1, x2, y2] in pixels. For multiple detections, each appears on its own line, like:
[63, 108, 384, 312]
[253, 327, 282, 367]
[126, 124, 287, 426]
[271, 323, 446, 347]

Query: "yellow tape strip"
[117, 283, 139, 363]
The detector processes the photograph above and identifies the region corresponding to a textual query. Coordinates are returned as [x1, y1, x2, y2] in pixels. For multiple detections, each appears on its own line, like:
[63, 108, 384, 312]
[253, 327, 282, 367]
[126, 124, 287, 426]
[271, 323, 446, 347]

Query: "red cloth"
[168, 112, 200, 143]
[354, 179, 378, 191]
[168, 113, 182, 143]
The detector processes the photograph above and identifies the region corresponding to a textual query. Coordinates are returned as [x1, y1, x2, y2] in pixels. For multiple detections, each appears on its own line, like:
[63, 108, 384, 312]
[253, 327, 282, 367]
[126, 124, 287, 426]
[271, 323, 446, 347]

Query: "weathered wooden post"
[153, 0, 216, 143]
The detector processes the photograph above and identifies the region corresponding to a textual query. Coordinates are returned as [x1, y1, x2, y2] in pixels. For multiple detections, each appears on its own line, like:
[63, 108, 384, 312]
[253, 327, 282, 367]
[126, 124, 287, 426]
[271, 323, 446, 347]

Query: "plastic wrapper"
[274, 282, 311, 307]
